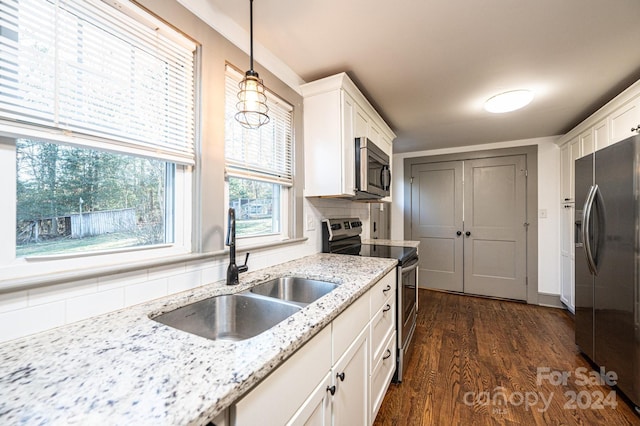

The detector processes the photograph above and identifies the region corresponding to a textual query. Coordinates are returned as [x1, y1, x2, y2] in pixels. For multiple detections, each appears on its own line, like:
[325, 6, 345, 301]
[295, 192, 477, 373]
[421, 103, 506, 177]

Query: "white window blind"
[0, 0, 197, 165]
[225, 65, 293, 186]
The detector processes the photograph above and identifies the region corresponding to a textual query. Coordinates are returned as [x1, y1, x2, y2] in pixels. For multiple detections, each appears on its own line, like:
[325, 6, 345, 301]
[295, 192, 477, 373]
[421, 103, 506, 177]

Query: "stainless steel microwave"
[354, 137, 391, 200]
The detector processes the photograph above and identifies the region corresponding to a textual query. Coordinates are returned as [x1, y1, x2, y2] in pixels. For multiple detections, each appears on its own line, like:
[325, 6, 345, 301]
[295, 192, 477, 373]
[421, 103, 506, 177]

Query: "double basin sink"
[152, 277, 338, 342]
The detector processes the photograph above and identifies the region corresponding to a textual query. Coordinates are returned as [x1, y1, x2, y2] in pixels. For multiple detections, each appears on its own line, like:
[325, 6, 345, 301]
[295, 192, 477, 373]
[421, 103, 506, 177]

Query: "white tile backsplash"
[124, 277, 169, 307]
[167, 270, 201, 294]
[97, 269, 148, 292]
[0, 290, 28, 313]
[66, 288, 125, 323]
[0, 301, 66, 342]
[28, 278, 97, 306]
[0, 197, 370, 343]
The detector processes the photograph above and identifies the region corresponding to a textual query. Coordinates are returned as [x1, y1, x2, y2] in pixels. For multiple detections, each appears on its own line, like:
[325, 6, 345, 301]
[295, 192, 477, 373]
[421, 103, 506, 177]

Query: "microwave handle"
[381, 165, 391, 191]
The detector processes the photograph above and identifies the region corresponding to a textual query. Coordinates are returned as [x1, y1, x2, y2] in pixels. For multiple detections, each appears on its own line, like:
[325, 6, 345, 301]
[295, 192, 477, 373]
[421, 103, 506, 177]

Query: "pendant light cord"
[249, 0, 254, 72]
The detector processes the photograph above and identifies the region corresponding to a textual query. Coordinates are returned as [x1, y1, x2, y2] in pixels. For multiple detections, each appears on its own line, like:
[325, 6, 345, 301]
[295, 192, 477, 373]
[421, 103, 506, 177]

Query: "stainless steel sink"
[249, 277, 338, 305]
[153, 293, 300, 342]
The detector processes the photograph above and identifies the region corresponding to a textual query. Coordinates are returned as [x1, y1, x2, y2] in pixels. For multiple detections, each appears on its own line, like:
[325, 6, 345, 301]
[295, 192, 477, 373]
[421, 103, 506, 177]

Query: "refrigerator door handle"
[582, 184, 598, 276]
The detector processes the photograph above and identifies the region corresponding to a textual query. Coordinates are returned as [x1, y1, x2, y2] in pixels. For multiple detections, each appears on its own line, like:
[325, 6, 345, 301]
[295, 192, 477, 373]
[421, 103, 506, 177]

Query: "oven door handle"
[401, 259, 419, 273]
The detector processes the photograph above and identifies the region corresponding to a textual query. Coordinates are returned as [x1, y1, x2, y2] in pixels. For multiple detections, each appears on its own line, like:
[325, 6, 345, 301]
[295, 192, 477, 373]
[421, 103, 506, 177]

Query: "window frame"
[224, 64, 295, 245]
[0, 0, 197, 282]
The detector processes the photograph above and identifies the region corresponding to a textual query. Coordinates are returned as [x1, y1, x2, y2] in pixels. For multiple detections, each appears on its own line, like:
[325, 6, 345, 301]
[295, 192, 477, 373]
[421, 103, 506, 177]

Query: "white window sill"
[0, 237, 308, 294]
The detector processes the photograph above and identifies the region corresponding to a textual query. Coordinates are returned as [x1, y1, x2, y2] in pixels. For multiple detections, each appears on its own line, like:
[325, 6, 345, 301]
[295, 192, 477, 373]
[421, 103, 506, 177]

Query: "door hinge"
[410, 177, 414, 184]
[524, 169, 528, 177]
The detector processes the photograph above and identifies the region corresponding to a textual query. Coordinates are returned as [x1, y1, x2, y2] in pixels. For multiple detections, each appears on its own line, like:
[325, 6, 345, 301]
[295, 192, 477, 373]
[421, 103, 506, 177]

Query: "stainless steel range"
[322, 218, 418, 382]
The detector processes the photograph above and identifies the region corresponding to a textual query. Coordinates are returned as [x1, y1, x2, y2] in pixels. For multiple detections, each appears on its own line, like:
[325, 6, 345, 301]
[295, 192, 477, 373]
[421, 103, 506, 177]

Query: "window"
[0, 0, 196, 271]
[16, 140, 174, 257]
[224, 65, 293, 241]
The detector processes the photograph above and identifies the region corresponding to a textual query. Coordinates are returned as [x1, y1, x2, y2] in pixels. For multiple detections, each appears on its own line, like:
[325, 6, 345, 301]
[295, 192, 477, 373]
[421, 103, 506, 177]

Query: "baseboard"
[538, 292, 565, 309]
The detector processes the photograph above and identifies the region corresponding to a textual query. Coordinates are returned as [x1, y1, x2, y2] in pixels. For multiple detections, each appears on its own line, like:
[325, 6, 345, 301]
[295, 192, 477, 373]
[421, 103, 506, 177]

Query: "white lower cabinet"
[231, 270, 396, 426]
[332, 326, 369, 426]
[370, 331, 396, 419]
[231, 327, 332, 426]
[288, 372, 332, 426]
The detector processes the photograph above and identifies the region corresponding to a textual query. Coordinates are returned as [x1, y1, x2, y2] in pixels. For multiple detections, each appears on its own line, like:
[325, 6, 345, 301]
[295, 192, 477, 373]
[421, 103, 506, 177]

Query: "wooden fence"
[70, 208, 136, 238]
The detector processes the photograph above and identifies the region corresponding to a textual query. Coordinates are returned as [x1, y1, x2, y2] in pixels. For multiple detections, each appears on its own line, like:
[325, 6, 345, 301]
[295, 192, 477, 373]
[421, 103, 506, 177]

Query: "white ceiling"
[201, 0, 640, 153]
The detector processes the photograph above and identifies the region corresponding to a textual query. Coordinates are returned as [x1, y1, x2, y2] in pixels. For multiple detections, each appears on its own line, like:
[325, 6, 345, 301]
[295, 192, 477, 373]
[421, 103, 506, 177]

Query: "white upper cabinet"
[301, 73, 396, 200]
[610, 97, 640, 144]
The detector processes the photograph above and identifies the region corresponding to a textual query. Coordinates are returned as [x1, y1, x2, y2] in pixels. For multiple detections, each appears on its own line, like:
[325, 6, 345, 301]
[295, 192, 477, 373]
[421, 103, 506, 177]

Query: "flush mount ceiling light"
[235, 0, 269, 129]
[484, 89, 534, 113]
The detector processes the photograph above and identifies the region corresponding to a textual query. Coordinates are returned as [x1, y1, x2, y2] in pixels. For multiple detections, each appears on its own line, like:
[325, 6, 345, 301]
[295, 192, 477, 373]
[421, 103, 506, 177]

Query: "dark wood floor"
[374, 289, 640, 426]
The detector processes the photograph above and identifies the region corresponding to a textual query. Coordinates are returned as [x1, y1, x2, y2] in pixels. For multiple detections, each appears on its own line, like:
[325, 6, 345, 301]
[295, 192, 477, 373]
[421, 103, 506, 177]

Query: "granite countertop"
[361, 239, 420, 248]
[0, 253, 397, 425]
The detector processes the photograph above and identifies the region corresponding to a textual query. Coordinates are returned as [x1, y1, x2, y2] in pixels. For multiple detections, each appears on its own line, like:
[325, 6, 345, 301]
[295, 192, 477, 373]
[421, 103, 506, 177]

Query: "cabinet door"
[288, 372, 332, 426]
[560, 204, 575, 312]
[610, 98, 640, 144]
[568, 137, 581, 202]
[594, 118, 609, 151]
[332, 326, 369, 426]
[341, 90, 356, 195]
[232, 327, 331, 426]
[355, 104, 369, 139]
[560, 145, 570, 202]
[368, 121, 381, 145]
[579, 129, 594, 157]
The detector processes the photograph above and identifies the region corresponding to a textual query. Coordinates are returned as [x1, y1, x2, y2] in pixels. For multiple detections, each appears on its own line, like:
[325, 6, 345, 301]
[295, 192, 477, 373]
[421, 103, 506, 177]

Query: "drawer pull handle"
[382, 284, 391, 293]
[383, 349, 392, 360]
[383, 304, 391, 312]
[336, 372, 345, 382]
[326, 385, 336, 395]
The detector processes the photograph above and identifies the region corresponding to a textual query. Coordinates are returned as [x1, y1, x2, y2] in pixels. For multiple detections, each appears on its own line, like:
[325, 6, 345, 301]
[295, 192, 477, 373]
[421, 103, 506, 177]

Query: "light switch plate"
[306, 214, 315, 231]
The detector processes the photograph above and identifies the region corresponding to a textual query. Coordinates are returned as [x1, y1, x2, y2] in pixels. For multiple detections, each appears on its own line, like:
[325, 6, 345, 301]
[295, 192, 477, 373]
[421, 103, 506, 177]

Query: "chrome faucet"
[226, 208, 249, 285]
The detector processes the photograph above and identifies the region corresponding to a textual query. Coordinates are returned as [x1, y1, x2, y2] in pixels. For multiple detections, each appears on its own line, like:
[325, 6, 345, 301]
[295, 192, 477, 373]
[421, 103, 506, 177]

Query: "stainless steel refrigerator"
[575, 134, 640, 409]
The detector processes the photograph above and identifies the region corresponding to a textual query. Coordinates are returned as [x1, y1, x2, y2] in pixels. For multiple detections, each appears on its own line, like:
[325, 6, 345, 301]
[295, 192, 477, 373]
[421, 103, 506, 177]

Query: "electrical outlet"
[539, 209, 548, 219]
[306, 214, 315, 231]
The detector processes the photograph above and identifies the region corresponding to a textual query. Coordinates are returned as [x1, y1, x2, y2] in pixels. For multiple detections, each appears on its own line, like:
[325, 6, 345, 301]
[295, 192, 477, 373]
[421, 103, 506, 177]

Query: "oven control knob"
[331, 224, 341, 231]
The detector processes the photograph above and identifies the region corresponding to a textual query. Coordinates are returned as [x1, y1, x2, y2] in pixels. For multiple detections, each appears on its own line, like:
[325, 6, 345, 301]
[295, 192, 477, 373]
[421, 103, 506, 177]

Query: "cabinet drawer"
[332, 290, 370, 363]
[370, 299, 395, 367]
[370, 270, 395, 315]
[232, 327, 331, 426]
[370, 331, 396, 421]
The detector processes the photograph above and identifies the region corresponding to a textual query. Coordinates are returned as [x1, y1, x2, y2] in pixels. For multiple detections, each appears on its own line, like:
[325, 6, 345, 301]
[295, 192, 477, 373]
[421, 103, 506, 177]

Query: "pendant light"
[235, 0, 269, 129]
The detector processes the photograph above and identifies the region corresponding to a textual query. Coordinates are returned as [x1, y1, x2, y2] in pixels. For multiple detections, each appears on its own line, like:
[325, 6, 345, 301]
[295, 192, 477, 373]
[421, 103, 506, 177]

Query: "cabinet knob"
[383, 349, 392, 360]
[456, 231, 462, 236]
[631, 125, 640, 133]
[336, 372, 346, 382]
[465, 231, 471, 237]
[383, 304, 391, 313]
[326, 385, 336, 395]
[382, 284, 391, 294]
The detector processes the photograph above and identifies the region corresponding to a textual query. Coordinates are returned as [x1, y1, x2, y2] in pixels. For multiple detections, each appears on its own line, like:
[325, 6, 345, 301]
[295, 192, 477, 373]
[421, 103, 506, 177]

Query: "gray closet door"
[410, 155, 527, 300]
[463, 155, 527, 300]
[410, 161, 464, 292]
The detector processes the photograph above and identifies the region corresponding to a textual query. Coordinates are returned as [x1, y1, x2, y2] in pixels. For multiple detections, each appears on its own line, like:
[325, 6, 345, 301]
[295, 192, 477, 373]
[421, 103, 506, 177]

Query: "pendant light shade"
[235, 0, 269, 129]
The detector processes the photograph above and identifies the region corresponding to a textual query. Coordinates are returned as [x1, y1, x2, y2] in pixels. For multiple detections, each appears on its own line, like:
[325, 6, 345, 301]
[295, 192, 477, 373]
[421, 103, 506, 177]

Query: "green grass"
[16, 219, 275, 257]
[16, 233, 143, 257]
[236, 218, 274, 236]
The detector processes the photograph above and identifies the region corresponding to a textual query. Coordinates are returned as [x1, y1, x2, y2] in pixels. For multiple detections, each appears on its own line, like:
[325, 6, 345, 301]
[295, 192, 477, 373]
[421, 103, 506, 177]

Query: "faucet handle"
[238, 252, 250, 273]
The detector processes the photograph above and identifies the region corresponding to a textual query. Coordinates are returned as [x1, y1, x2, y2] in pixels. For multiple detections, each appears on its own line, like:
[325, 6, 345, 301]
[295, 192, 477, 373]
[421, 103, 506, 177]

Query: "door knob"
[465, 231, 471, 237]
[456, 231, 462, 236]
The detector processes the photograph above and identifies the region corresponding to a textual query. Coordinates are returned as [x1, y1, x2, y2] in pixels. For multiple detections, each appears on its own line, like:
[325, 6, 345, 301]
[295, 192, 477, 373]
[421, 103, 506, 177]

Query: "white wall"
[391, 136, 561, 295]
